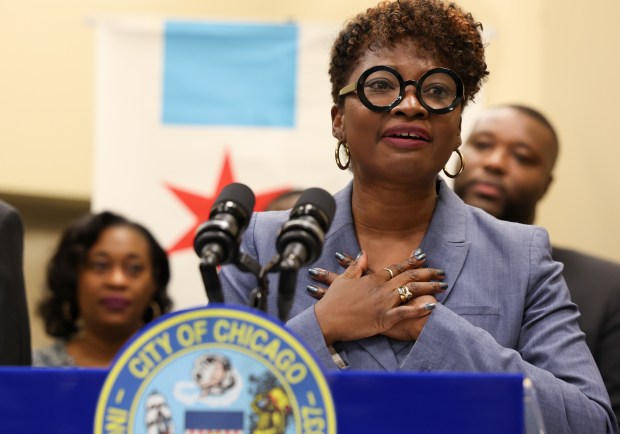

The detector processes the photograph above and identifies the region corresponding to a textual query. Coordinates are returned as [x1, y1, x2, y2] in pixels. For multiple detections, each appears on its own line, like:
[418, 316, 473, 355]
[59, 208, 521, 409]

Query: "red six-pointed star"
[165, 151, 291, 255]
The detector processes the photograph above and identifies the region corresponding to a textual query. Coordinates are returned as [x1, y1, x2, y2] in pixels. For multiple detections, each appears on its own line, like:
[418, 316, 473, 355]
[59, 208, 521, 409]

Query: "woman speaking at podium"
[220, 0, 617, 431]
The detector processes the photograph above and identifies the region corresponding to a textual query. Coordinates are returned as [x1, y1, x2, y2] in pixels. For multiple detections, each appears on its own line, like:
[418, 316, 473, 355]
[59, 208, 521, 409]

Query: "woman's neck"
[352, 177, 438, 233]
[351, 177, 438, 270]
[66, 328, 134, 368]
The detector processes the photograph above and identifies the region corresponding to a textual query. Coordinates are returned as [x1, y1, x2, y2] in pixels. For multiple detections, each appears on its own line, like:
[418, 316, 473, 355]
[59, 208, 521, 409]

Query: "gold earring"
[335, 140, 350, 170]
[443, 149, 465, 178]
[146, 301, 161, 322]
[62, 301, 74, 322]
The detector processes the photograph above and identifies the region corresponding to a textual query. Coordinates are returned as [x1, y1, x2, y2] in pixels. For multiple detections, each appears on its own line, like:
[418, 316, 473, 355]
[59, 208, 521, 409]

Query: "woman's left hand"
[308, 251, 445, 342]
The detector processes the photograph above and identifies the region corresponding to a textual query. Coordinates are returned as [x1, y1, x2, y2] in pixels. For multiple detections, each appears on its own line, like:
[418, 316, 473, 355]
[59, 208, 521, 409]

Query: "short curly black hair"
[38, 211, 172, 339]
[329, 0, 489, 106]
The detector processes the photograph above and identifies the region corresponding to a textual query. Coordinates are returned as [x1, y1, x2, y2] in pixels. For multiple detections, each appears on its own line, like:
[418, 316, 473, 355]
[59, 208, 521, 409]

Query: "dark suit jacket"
[0, 200, 31, 365]
[221, 178, 617, 433]
[553, 246, 620, 423]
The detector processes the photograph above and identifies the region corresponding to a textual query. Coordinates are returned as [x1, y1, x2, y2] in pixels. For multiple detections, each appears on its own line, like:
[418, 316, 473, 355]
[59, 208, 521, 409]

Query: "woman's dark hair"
[329, 0, 489, 106]
[38, 211, 172, 339]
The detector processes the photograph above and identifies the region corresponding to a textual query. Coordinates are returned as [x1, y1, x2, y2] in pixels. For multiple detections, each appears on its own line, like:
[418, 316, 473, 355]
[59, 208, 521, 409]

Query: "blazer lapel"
[420, 179, 470, 304]
[354, 336, 400, 370]
[325, 184, 398, 370]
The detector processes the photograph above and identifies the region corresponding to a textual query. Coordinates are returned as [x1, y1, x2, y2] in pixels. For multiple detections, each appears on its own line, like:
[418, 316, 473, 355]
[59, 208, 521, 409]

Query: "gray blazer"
[0, 200, 31, 365]
[220, 178, 617, 433]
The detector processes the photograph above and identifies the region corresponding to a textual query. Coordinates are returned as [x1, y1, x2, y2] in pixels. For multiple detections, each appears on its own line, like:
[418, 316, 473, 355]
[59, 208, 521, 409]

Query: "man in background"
[453, 104, 620, 421]
[0, 199, 31, 365]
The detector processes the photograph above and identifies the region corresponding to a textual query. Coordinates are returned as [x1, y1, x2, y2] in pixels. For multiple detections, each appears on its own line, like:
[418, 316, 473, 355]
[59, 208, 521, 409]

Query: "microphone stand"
[197, 242, 304, 321]
[255, 253, 300, 322]
[276, 268, 298, 322]
[237, 253, 269, 313]
[198, 251, 267, 312]
[198, 260, 223, 303]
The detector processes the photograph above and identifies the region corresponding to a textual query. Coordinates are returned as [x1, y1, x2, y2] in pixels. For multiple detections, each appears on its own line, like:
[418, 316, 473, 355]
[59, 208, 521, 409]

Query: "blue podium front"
[0, 368, 523, 433]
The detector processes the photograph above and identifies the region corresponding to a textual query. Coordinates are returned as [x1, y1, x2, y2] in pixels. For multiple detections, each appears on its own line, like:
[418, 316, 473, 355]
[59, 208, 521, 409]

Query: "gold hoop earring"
[62, 301, 74, 322]
[146, 301, 162, 322]
[335, 140, 350, 170]
[443, 149, 465, 179]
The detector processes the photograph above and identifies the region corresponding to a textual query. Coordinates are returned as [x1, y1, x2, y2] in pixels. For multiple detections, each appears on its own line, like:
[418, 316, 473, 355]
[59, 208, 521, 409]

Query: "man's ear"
[331, 105, 344, 140]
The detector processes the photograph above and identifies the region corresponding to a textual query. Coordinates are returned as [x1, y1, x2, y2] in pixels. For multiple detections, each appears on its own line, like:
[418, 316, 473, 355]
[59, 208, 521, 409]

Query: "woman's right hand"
[310, 251, 446, 345]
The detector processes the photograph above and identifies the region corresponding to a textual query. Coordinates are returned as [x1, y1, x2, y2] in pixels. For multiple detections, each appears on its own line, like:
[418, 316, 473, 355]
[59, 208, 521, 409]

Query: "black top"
[553, 246, 620, 423]
[0, 200, 31, 365]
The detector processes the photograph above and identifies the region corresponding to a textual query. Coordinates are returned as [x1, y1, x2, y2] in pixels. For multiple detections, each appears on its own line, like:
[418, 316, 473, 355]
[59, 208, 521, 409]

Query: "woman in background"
[33, 211, 172, 367]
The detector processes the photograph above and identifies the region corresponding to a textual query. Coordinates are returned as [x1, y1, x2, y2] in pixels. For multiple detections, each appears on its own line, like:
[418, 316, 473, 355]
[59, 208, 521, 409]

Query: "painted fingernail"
[413, 247, 423, 256]
[414, 250, 426, 260]
[356, 251, 364, 260]
[306, 285, 319, 295]
[439, 282, 448, 290]
[436, 269, 446, 276]
[423, 303, 437, 311]
[335, 252, 346, 261]
[308, 268, 321, 277]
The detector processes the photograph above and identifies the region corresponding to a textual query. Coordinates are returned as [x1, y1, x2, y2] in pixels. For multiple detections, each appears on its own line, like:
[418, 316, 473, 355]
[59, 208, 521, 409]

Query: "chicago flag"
[91, 17, 349, 309]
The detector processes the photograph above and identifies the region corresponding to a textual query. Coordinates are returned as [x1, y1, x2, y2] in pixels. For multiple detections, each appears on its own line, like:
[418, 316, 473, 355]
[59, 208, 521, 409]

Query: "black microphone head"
[193, 183, 255, 265]
[290, 188, 336, 230]
[211, 183, 256, 221]
[276, 188, 336, 268]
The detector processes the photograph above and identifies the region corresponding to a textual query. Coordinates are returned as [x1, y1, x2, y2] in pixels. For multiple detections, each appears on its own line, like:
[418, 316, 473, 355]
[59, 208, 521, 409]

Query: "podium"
[0, 367, 524, 433]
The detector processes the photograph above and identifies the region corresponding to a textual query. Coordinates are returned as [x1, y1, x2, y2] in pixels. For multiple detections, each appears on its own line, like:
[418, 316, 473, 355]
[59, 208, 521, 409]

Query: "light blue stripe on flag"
[163, 21, 298, 127]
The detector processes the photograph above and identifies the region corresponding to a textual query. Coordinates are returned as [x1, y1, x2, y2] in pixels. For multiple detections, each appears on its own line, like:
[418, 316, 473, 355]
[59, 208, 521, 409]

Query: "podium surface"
[0, 367, 523, 433]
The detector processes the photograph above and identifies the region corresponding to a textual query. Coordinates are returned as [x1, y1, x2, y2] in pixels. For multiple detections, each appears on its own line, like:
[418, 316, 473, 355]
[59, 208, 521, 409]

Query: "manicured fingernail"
[414, 250, 426, 260]
[439, 282, 448, 290]
[335, 252, 346, 261]
[356, 251, 364, 260]
[413, 247, 423, 256]
[436, 269, 445, 276]
[423, 303, 437, 311]
[306, 285, 319, 294]
[308, 268, 321, 277]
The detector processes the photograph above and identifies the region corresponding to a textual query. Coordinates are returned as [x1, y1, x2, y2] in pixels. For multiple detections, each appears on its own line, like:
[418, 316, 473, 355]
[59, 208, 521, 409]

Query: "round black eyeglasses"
[338, 65, 464, 114]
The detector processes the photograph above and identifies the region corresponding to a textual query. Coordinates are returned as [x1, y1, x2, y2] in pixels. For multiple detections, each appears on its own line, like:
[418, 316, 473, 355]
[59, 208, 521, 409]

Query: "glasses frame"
[338, 65, 465, 115]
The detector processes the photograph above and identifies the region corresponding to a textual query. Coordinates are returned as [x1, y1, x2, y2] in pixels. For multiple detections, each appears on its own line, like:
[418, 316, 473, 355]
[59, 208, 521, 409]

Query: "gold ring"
[403, 286, 413, 301]
[383, 267, 395, 279]
[396, 286, 408, 305]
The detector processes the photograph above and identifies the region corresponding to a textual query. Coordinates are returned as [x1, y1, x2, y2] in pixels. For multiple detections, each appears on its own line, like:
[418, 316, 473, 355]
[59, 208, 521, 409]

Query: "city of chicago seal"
[94, 305, 335, 434]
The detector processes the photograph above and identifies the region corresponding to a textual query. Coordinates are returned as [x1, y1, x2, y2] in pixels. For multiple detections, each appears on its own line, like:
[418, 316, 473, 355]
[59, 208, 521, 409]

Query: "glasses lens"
[419, 71, 459, 111]
[361, 69, 401, 110]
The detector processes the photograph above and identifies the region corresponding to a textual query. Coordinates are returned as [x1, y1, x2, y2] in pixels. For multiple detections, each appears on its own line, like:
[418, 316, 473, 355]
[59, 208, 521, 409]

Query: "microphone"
[275, 187, 336, 320]
[194, 183, 255, 303]
[194, 183, 255, 266]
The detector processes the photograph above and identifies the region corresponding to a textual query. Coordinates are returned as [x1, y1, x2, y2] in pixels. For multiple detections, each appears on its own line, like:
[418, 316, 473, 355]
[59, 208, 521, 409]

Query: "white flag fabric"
[92, 17, 349, 310]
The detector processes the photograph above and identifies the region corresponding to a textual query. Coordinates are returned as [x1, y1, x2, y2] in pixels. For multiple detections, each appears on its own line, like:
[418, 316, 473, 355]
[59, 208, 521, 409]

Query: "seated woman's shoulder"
[32, 341, 75, 367]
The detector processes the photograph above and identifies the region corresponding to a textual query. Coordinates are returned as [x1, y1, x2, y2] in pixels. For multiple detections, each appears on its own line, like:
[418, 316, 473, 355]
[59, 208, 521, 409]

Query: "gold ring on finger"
[403, 286, 413, 301]
[383, 267, 395, 279]
[396, 286, 408, 305]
